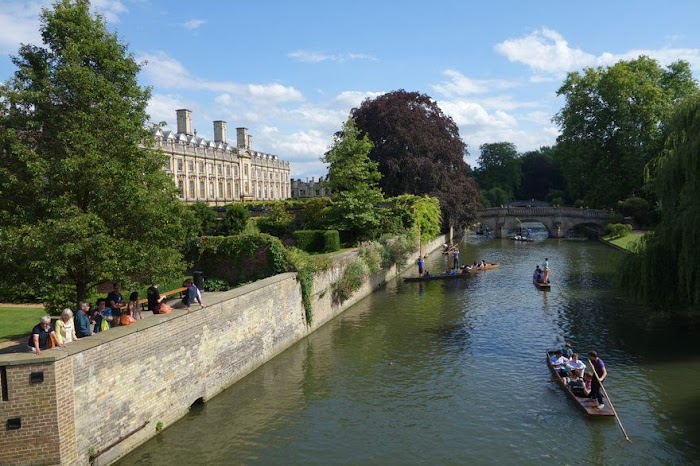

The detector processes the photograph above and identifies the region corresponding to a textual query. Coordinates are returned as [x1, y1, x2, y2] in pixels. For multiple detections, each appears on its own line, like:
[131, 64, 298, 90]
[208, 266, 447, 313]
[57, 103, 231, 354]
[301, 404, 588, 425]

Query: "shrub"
[358, 241, 384, 273]
[203, 278, 230, 292]
[293, 230, 340, 253]
[219, 203, 250, 236]
[332, 257, 370, 304]
[606, 223, 632, 239]
[257, 204, 293, 238]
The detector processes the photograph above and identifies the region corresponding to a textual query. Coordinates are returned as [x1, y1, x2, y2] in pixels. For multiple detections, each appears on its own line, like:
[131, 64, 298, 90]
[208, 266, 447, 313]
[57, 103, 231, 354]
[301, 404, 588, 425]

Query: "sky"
[1, 1, 699, 179]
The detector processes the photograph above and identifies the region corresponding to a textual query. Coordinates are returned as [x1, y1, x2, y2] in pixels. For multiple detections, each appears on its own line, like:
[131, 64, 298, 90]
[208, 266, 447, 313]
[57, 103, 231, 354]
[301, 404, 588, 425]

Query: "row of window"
[176, 178, 289, 200]
[173, 159, 286, 181]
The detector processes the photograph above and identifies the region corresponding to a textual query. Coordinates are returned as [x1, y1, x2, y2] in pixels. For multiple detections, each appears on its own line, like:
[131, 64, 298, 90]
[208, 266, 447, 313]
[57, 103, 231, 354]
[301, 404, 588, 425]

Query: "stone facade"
[152, 109, 291, 204]
[290, 176, 331, 199]
[0, 235, 445, 466]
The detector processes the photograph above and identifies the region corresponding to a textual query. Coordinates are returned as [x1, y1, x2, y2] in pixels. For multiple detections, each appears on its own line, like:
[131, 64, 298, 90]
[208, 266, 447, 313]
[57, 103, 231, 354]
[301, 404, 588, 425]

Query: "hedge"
[293, 230, 340, 253]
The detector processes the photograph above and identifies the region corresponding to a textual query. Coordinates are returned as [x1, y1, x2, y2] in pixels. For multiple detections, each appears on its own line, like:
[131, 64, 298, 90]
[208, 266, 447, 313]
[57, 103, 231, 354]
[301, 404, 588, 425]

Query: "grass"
[602, 231, 644, 251]
[0, 305, 47, 343]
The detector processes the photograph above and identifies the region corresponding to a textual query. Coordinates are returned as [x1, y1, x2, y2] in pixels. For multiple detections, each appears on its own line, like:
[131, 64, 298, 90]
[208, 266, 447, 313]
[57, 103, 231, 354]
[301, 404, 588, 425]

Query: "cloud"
[432, 69, 517, 97]
[139, 51, 304, 103]
[440, 100, 517, 130]
[0, 1, 45, 54]
[496, 28, 700, 76]
[288, 50, 377, 63]
[91, 0, 128, 23]
[147, 93, 188, 127]
[334, 90, 384, 108]
[495, 28, 595, 74]
[183, 19, 206, 30]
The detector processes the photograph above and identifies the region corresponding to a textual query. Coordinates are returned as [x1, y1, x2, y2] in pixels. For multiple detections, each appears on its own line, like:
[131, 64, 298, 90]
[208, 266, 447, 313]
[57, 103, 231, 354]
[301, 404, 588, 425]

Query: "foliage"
[618, 94, 700, 310]
[350, 90, 480, 229]
[202, 278, 230, 292]
[219, 203, 250, 236]
[554, 56, 698, 208]
[616, 197, 658, 228]
[380, 230, 418, 269]
[605, 223, 633, 239]
[480, 187, 511, 208]
[186, 233, 290, 286]
[474, 142, 521, 197]
[256, 203, 293, 238]
[293, 230, 340, 253]
[287, 248, 333, 325]
[332, 257, 370, 304]
[189, 202, 218, 236]
[387, 195, 442, 243]
[358, 241, 384, 273]
[0, 0, 186, 311]
[323, 119, 384, 242]
[517, 146, 565, 201]
[300, 198, 331, 230]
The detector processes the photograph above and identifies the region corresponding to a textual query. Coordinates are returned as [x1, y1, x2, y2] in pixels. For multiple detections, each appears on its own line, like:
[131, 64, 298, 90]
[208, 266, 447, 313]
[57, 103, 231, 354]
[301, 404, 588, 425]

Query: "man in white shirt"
[550, 350, 569, 376]
[566, 353, 586, 377]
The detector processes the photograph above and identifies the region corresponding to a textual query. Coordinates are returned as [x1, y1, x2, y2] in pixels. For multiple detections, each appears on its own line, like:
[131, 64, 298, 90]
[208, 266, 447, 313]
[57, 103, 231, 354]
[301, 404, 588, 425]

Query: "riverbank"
[601, 230, 644, 252]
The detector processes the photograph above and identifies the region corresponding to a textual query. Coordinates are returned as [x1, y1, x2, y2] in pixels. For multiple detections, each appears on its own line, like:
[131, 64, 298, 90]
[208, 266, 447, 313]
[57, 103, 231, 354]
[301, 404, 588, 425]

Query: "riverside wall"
[0, 235, 445, 465]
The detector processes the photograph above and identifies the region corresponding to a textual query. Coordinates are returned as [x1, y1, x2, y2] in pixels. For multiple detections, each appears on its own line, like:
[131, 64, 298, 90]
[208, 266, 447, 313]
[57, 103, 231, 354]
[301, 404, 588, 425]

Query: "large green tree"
[0, 0, 186, 309]
[554, 56, 698, 207]
[517, 146, 564, 201]
[474, 141, 521, 198]
[323, 119, 384, 242]
[618, 93, 700, 310]
[350, 90, 479, 230]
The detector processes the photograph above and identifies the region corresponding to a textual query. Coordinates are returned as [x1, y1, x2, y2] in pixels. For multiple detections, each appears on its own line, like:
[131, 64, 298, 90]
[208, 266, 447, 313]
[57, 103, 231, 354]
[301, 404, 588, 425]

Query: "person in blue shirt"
[75, 301, 93, 338]
[417, 257, 424, 276]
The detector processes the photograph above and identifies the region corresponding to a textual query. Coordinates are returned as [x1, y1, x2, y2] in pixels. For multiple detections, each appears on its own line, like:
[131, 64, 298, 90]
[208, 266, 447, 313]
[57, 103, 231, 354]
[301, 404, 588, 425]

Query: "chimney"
[213, 120, 227, 143]
[236, 127, 248, 149]
[176, 109, 193, 136]
[247, 134, 253, 150]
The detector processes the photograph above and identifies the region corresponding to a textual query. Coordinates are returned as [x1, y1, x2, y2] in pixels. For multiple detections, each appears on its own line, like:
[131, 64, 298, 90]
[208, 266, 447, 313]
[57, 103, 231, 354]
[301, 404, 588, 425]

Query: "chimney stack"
[236, 127, 249, 149]
[213, 120, 227, 143]
[176, 109, 193, 136]
[247, 134, 253, 151]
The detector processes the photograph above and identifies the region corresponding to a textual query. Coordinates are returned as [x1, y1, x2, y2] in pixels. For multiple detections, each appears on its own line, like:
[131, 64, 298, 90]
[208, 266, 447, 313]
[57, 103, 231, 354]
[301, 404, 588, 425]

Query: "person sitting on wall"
[27, 316, 63, 355]
[147, 284, 167, 314]
[174, 278, 204, 312]
[55, 308, 79, 345]
[92, 298, 114, 333]
[75, 301, 93, 338]
[107, 282, 126, 327]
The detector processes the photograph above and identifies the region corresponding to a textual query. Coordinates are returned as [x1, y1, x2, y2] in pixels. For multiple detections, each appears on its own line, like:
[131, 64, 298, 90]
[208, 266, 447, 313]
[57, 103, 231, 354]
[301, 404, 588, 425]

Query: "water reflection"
[118, 238, 700, 466]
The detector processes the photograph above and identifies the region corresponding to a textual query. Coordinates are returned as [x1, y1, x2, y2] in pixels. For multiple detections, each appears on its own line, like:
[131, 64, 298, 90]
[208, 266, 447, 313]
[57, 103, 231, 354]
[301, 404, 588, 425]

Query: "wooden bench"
[138, 286, 188, 312]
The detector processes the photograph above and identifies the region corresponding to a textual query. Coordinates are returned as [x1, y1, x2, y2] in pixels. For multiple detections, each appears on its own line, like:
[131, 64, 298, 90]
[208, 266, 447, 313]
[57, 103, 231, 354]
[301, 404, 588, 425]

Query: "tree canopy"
[474, 142, 521, 197]
[323, 119, 384, 242]
[350, 90, 479, 229]
[618, 93, 700, 310]
[0, 0, 186, 309]
[554, 56, 698, 208]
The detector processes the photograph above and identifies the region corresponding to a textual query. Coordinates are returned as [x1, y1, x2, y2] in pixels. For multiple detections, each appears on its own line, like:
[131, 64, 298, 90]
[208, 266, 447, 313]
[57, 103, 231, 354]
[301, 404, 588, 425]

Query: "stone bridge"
[478, 206, 613, 238]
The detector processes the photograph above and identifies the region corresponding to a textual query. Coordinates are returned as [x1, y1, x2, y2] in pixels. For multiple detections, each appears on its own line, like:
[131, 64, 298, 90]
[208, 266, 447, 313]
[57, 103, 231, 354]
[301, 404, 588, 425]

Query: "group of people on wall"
[27, 279, 204, 355]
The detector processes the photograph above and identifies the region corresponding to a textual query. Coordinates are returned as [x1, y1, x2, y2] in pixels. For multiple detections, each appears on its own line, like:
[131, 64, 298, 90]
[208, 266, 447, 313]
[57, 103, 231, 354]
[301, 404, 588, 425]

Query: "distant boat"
[404, 264, 499, 282]
[545, 350, 614, 416]
[511, 236, 534, 242]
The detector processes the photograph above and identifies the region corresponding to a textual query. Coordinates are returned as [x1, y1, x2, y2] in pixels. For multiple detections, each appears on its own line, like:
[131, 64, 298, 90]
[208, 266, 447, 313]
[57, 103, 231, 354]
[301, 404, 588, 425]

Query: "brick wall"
[0, 235, 445, 465]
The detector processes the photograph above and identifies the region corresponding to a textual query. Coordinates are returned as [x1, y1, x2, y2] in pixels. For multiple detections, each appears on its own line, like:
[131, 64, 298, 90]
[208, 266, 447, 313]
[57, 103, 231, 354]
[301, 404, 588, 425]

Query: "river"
[118, 234, 700, 465]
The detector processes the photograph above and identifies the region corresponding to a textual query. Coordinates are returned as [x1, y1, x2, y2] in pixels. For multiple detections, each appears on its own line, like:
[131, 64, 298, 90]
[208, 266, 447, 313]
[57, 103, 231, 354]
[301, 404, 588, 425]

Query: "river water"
[118, 235, 700, 465]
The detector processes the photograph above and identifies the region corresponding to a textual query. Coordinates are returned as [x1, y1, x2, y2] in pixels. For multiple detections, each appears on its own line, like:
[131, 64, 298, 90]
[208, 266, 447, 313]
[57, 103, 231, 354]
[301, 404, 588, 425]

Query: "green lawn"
[0, 306, 47, 343]
[602, 231, 644, 251]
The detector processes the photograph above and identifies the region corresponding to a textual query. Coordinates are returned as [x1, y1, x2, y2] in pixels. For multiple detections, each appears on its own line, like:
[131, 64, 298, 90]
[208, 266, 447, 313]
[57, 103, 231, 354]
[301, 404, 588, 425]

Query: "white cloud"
[432, 69, 517, 97]
[183, 19, 206, 30]
[440, 100, 517, 130]
[0, 1, 45, 54]
[334, 90, 384, 108]
[139, 51, 304, 103]
[91, 0, 128, 23]
[288, 50, 377, 63]
[495, 28, 596, 74]
[147, 93, 188, 127]
[496, 28, 700, 76]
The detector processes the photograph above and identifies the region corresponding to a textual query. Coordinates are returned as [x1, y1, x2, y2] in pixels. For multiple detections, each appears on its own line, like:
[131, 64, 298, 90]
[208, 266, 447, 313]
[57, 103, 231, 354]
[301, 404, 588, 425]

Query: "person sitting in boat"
[550, 350, 569, 376]
[567, 371, 590, 397]
[566, 352, 586, 376]
[582, 372, 593, 395]
[561, 342, 574, 358]
[533, 265, 544, 283]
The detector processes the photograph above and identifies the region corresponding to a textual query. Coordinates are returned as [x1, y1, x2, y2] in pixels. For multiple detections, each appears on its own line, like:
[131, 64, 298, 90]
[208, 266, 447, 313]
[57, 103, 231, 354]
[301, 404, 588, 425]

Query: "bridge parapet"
[477, 207, 613, 238]
[479, 207, 611, 219]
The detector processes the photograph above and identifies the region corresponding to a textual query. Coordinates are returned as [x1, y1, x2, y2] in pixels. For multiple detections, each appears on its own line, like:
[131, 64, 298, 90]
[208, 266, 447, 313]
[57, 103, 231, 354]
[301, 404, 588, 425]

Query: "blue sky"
[1, 1, 699, 179]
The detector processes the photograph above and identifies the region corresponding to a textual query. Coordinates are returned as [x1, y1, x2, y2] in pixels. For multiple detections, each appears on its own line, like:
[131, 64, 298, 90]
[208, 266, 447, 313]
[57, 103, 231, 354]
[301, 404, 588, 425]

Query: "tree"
[189, 202, 218, 236]
[323, 119, 384, 242]
[474, 142, 521, 197]
[517, 146, 564, 201]
[554, 56, 698, 207]
[350, 90, 479, 229]
[0, 0, 186, 309]
[220, 203, 250, 236]
[618, 94, 700, 310]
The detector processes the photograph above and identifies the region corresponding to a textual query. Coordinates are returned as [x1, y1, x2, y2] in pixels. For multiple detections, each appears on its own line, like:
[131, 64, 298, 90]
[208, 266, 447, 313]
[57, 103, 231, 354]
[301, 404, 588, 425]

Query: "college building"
[290, 176, 331, 199]
[151, 109, 291, 204]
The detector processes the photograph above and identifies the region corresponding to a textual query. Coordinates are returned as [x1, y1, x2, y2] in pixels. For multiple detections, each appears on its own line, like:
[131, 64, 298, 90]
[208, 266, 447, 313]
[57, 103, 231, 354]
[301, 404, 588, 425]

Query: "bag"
[158, 303, 173, 314]
[120, 313, 136, 326]
[100, 317, 109, 332]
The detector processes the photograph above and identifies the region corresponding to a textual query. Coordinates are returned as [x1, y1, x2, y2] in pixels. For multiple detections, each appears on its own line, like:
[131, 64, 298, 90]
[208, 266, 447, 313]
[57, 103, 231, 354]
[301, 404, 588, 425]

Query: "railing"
[479, 207, 611, 219]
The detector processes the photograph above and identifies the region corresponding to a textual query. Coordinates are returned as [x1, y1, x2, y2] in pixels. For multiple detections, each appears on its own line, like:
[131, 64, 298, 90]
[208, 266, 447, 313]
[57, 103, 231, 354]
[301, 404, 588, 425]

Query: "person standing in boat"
[417, 256, 425, 277]
[543, 257, 550, 283]
[588, 351, 607, 409]
[452, 247, 460, 269]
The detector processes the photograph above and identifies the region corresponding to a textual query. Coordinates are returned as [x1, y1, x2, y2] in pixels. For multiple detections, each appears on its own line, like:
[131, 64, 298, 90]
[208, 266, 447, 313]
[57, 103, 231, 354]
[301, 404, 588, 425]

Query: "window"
[218, 181, 223, 197]
[235, 182, 240, 198]
[226, 181, 232, 197]
[177, 179, 184, 198]
[209, 182, 214, 196]
[177, 159, 183, 172]
[217, 164, 222, 175]
[198, 161, 204, 173]
[234, 166, 239, 177]
[208, 163, 213, 174]
[199, 180, 205, 197]
[188, 161, 194, 172]
[226, 166, 231, 176]
[189, 180, 195, 197]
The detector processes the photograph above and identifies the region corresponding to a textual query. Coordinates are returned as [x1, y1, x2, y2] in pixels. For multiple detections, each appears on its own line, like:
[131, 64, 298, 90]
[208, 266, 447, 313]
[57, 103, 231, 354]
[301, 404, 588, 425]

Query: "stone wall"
[0, 234, 445, 465]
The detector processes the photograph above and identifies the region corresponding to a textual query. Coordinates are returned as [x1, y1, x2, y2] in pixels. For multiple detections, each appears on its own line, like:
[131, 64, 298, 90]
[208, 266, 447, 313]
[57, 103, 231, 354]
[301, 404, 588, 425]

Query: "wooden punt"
[533, 278, 551, 290]
[545, 351, 614, 416]
[511, 237, 534, 242]
[404, 264, 498, 282]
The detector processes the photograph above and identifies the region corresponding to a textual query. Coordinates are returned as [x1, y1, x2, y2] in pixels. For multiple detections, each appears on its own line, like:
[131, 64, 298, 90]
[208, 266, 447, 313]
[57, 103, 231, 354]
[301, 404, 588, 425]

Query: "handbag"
[100, 317, 109, 332]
